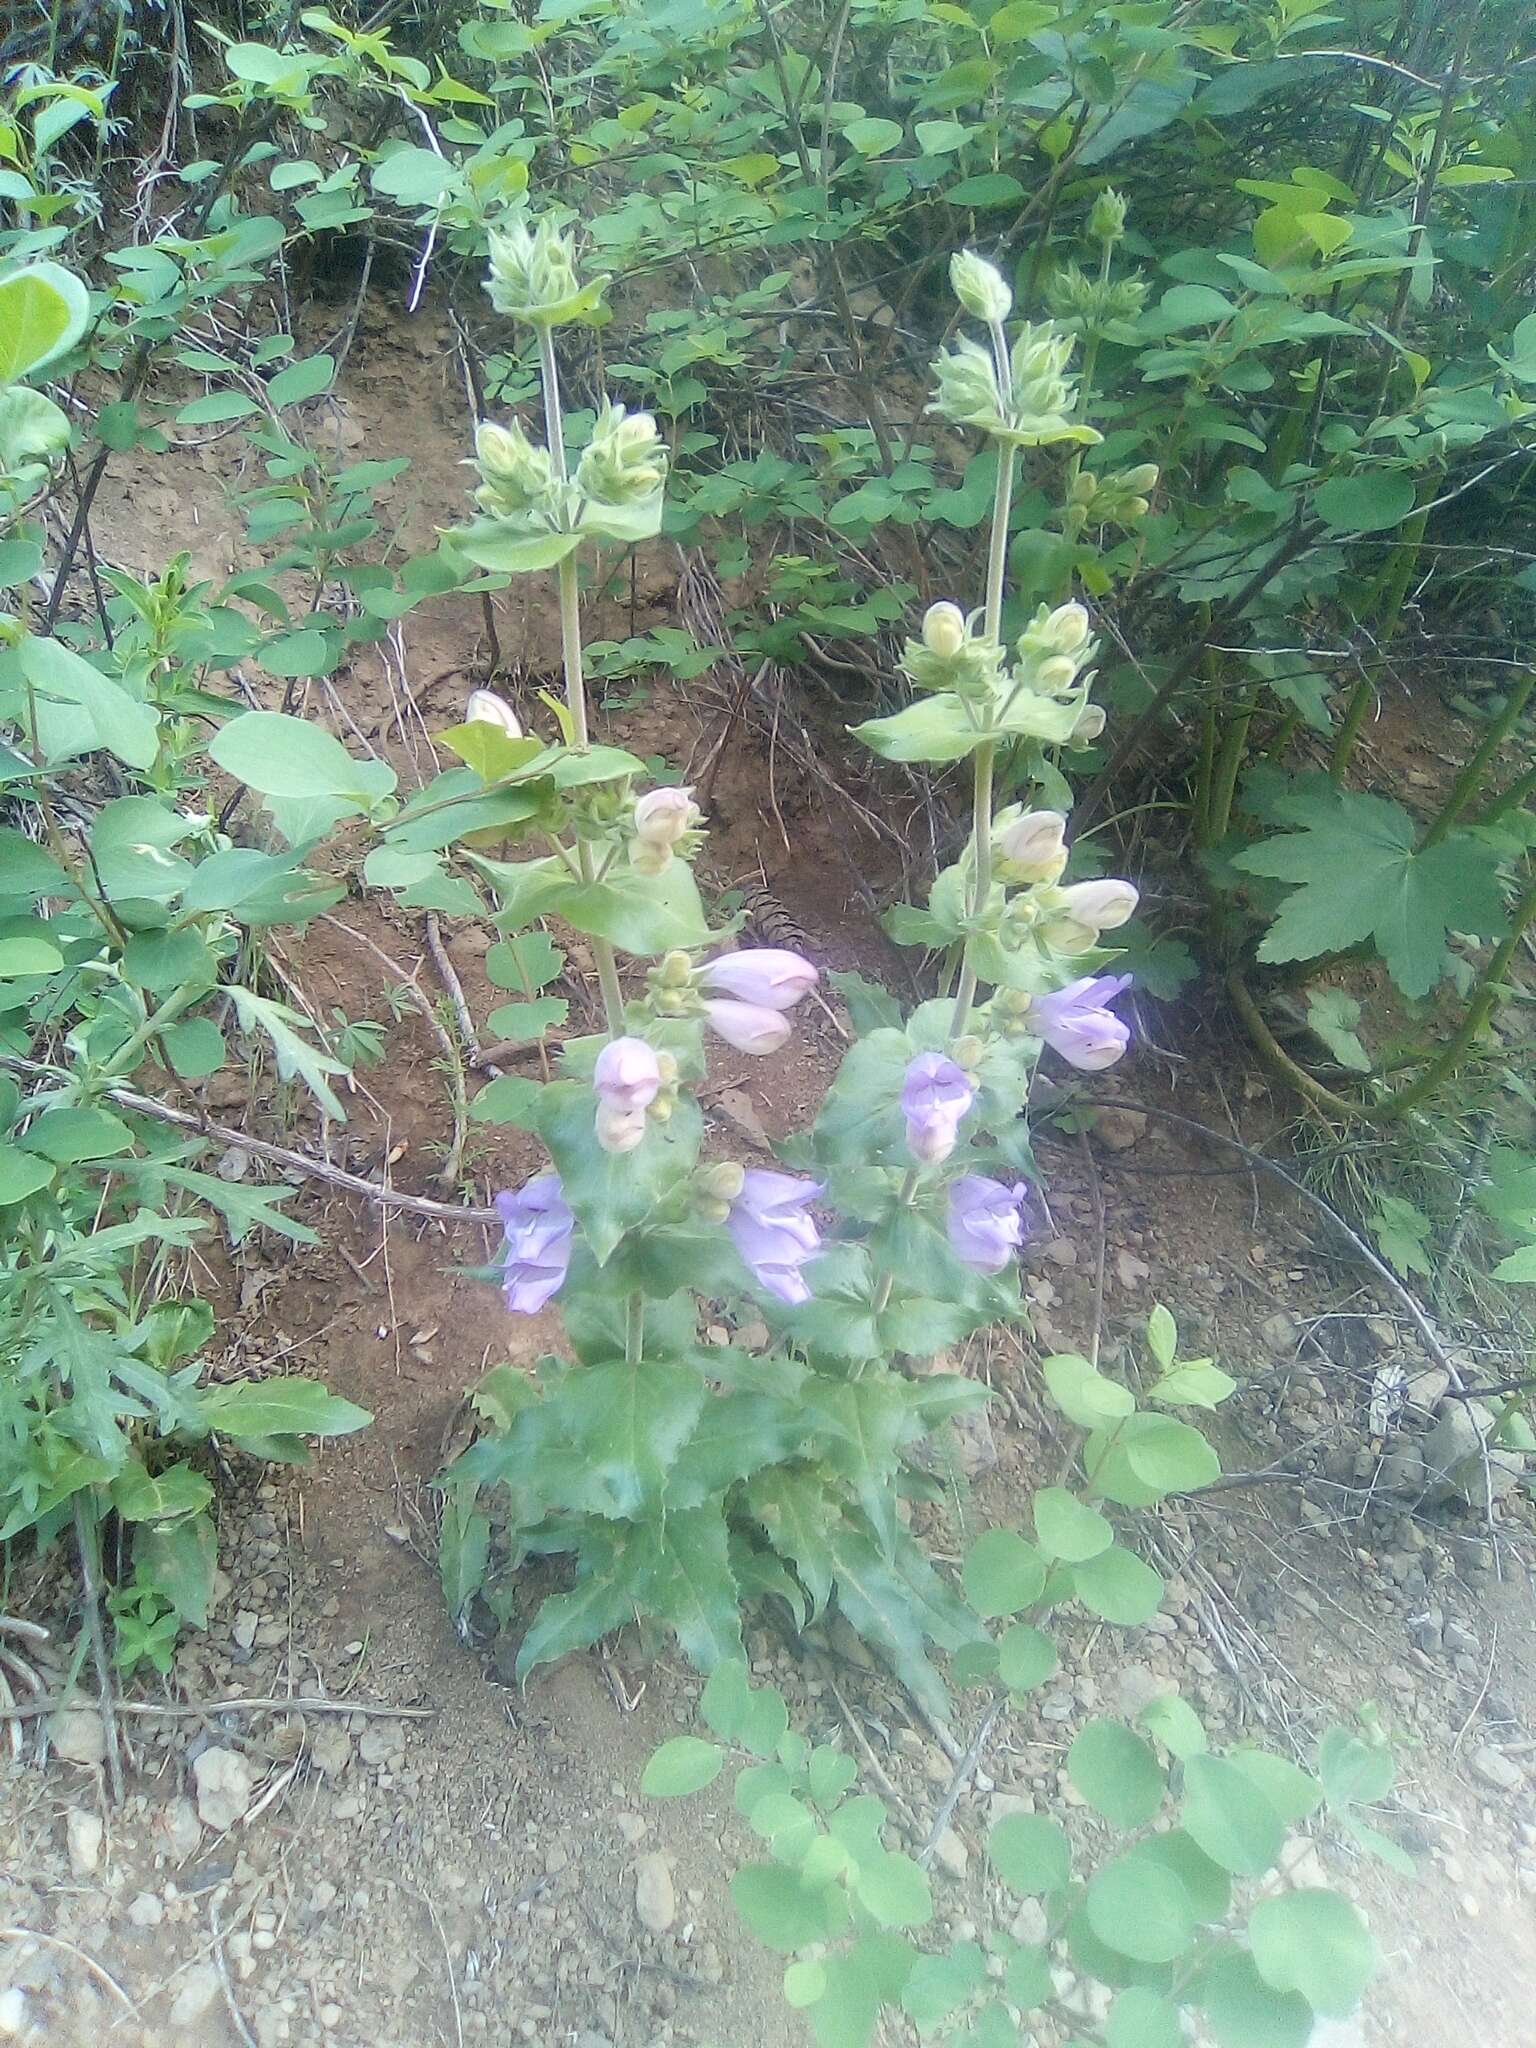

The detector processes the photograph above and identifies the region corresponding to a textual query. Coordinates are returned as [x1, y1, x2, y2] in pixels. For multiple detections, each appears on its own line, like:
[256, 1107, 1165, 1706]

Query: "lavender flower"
[728, 1169, 824, 1305]
[495, 1173, 575, 1313]
[1029, 974, 1132, 1073]
[704, 998, 792, 1056]
[901, 1051, 976, 1166]
[593, 1036, 663, 1114]
[701, 948, 818, 1012]
[947, 1174, 1028, 1274]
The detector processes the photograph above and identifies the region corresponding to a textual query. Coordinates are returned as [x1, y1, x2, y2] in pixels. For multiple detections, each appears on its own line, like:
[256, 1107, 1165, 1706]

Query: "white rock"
[1470, 1747, 1524, 1795]
[634, 1852, 676, 1934]
[232, 1610, 259, 1652]
[169, 1962, 222, 2025]
[193, 1745, 254, 1831]
[0, 1988, 27, 2038]
[128, 1890, 165, 1929]
[66, 1807, 103, 1877]
[152, 1796, 203, 1860]
[49, 1705, 106, 1766]
[1010, 1898, 1049, 1946]
[932, 1827, 969, 1880]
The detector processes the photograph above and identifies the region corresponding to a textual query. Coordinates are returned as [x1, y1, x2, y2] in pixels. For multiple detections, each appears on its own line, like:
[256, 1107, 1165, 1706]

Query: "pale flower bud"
[631, 838, 673, 876]
[998, 810, 1068, 884]
[922, 602, 968, 658]
[696, 1160, 747, 1205]
[1123, 464, 1159, 495]
[950, 250, 1013, 325]
[1040, 915, 1099, 956]
[464, 688, 523, 737]
[594, 1036, 663, 1114]
[1035, 655, 1078, 693]
[1071, 703, 1107, 743]
[1047, 602, 1092, 654]
[595, 1098, 649, 1154]
[1056, 878, 1139, 932]
[486, 216, 608, 328]
[1089, 187, 1128, 245]
[930, 335, 1004, 432]
[473, 418, 554, 518]
[704, 999, 792, 1056]
[633, 785, 698, 850]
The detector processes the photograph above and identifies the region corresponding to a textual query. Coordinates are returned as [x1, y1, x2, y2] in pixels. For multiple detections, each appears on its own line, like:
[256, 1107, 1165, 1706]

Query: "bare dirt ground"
[2, 295, 1535, 2048]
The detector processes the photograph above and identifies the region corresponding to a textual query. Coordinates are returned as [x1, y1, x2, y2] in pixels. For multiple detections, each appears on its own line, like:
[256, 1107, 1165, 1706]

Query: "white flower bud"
[922, 602, 968, 658]
[633, 785, 697, 849]
[1047, 602, 1092, 654]
[1089, 187, 1128, 245]
[1040, 915, 1099, 956]
[464, 689, 523, 737]
[595, 1099, 649, 1154]
[950, 250, 1013, 325]
[997, 810, 1068, 884]
[1035, 655, 1079, 693]
[1071, 703, 1107, 743]
[576, 401, 666, 507]
[1056, 878, 1139, 932]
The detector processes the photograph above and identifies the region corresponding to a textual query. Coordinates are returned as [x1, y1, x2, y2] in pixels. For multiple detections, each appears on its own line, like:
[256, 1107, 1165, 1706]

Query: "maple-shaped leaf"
[1234, 787, 1507, 997]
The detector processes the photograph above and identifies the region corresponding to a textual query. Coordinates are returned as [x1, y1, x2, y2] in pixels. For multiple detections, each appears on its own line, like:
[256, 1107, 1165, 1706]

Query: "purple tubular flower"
[900, 1051, 976, 1165]
[701, 948, 819, 1012]
[947, 1174, 1028, 1274]
[1029, 974, 1133, 1073]
[728, 1169, 824, 1306]
[593, 1035, 663, 1113]
[495, 1172, 575, 1313]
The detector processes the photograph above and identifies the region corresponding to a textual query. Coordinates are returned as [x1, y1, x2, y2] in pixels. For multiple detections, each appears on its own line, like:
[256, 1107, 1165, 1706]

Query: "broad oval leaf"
[641, 1736, 723, 1798]
[1068, 1720, 1165, 1828]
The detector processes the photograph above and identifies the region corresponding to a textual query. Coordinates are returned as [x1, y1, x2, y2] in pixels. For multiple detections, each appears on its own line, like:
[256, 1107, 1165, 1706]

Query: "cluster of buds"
[1043, 263, 1148, 341]
[996, 599, 1104, 744]
[902, 600, 1008, 705]
[1010, 875, 1139, 956]
[692, 1159, 745, 1225]
[643, 946, 820, 1057]
[576, 402, 666, 508]
[472, 419, 565, 527]
[485, 216, 609, 329]
[630, 785, 701, 875]
[592, 1036, 681, 1153]
[1066, 462, 1160, 532]
[930, 323, 1100, 449]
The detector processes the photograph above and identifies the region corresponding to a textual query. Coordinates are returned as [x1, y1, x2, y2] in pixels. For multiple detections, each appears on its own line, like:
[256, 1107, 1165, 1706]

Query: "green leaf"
[1180, 1755, 1286, 1876]
[997, 1622, 1058, 1693]
[542, 1359, 705, 1519]
[1106, 1986, 1182, 2048]
[1248, 1890, 1377, 2015]
[1198, 1950, 1313, 2048]
[267, 353, 335, 407]
[826, 1518, 972, 1718]
[1235, 787, 1505, 999]
[1121, 1413, 1220, 1494]
[485, 996, 567, 1044]
[486, 931, 563, 992]
[1313, 471, 1416, 532]
[134, 1511, 216, 1628]
[701, 1658, 790, 1756]
[746, 1467, 836, 1617]
[852, 1850, 932, 1929]
[227, 986, 351, 1122]
[0, 1142, 54, 1204]
[1146, 1305, 1178, 1370]
[0, 937, 62, 976]
[21, 1108, 134, 1163]
[851, 694, 982, 765]
[199, 1377, 371, 1442]
[1135, 1830, 1231, 1921]
[1043, 1353, 1135, 1428]
[0, 263, 91, 381]
[962, 1528, 1046, 1618]
[1086, 1854, 1195, 1963]
[209, 711, 396, 809]
[1071, 1545, 1164, 1625]
[177, 391, 260, 425]
[1318, 1725, 1394, 1808]
[164, 1018, 227, 1080]
[1149, 1360, 1237, 1409]
[1305, 989, 1372, 1072]
[901, 1944, 986, 2028]
[452, 524, 581, 575]
[259, 628, 338, 679]
[110, 1461, 213, 1524]
[1067, 1721, 1165, 1828]
[1138, 1694, 1208, 1759]
[732, 1863, 843, 1951]
[642, 1736, 723, 1798]
[1033, 1487, 1113, 1563]
[560, 860, 713, 956]
[633, 1502, 744, 1669]
[989, 1812, 1070, 1895]
[843, 117, 904, 155]
[20, 634, 159, 770]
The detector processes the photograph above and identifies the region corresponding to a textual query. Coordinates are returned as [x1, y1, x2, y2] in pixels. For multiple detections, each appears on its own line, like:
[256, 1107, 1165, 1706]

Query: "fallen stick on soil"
[917, 1695, 1004, 1871]
[0, 1692, 437, 1722]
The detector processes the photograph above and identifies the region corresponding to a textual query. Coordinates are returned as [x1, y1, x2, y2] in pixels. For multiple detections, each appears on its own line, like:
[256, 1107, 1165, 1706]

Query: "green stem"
[1207, 689, 1258, 845]
[1421, 669, 1535, 849]
[537, 322, 621, 1034]
[1482, 760, 1536, 825]
[625, 1292, 644, 1367]
[1329, 670, 1376, 782]
[1230, 865, 1536, 1122]
[950, 740, 995, 1039]
[1363, 499, 1431, 641]
[871, 1169, 922, 1317]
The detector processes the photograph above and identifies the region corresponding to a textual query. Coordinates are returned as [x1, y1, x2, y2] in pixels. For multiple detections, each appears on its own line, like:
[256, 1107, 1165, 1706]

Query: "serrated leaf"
[1235, 789, 1506, 998]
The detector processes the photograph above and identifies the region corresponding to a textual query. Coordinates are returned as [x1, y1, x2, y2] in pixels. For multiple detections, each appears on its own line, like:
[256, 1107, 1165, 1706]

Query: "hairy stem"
[1421, 669, 1534, 849]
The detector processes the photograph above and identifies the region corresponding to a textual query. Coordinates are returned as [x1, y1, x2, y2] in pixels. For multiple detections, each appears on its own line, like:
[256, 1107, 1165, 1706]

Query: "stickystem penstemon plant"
[414, 227, 1147, 1704]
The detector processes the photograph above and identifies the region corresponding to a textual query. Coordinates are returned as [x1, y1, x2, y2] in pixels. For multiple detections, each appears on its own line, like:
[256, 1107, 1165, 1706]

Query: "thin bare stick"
[0, 1929, 133, 2012]
[0, 1052, 501, 1226]
[209, 1896, 260, 2048]
[0, 1692, 436, 1722]
[821, 1671, 921, 1834]
[918, 1697, 1004, 1870]
[404, 1885, 464, 2048]
[70, 1500, 124, 1804]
